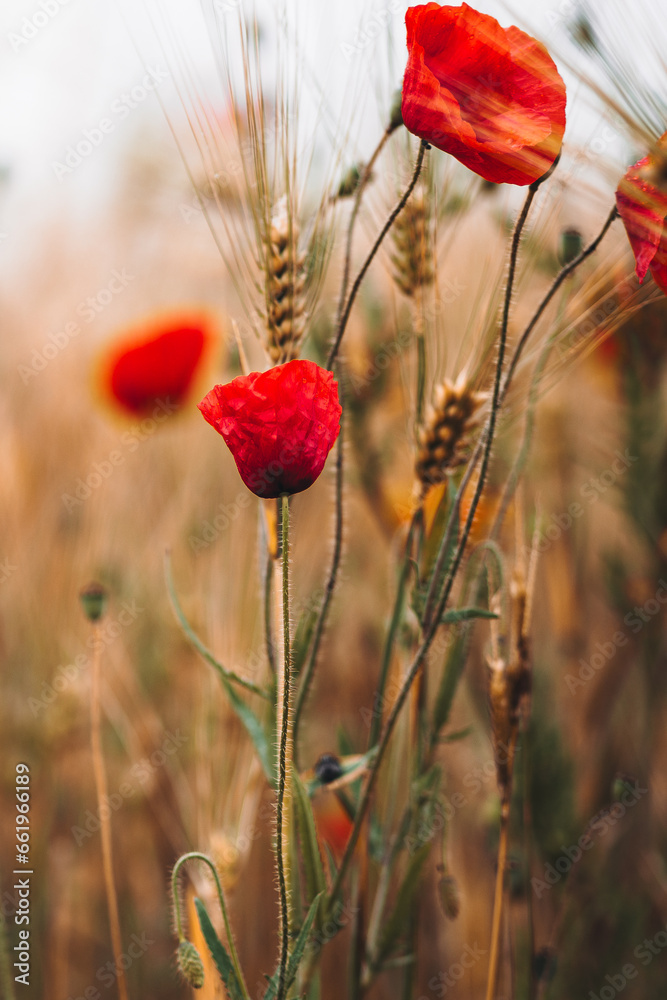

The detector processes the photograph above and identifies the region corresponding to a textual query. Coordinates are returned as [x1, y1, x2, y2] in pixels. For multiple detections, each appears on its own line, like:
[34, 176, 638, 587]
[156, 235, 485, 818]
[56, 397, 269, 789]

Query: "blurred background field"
[1, 1, 667, 998]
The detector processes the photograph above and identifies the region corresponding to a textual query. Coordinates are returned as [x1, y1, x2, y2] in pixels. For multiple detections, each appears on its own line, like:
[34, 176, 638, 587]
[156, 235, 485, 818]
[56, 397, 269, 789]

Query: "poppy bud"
[176, 939, 205, 989]
[336, 164, 363, 199]
[314, 752, 344, 784]
[437, 873, 461, 920]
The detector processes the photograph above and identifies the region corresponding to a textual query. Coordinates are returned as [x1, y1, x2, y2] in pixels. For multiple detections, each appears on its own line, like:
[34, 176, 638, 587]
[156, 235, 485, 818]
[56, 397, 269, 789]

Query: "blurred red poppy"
[401, 3, 566, 186]
[101, 314, 213, 417]
[615, 138, 667, 295]
[311, 791, 354, 862]
[199, 360, 341, 498]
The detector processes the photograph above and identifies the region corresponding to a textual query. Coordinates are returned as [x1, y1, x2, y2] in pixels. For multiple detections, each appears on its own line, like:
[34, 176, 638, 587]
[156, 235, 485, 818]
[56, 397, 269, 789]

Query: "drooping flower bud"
[176, 939, 205, 989]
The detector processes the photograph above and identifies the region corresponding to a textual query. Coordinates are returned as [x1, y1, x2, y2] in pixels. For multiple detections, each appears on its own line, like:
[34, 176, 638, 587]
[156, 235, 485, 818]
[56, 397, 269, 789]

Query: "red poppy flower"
[101, 313, 214, 417]
[199, 360, 341, 498]
[401, 3, 566, 186]
[615, 137, 667, 295]
[312, 791, 354, 862]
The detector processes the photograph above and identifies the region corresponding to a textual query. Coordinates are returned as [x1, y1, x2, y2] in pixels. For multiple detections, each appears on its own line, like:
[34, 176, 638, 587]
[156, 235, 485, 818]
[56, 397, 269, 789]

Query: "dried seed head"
[265, 196, 306, 364]
[487, 566, 533, 811]
[415, 378, 485, 493]
[391, 188, 434, 297]
[506, 570, 531, 714]
[176, 939, 205, 989]
[488, 656, 515, 807]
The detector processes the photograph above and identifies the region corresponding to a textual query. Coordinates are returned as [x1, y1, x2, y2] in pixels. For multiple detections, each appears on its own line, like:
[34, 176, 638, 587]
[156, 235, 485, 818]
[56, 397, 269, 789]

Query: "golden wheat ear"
[265, 196, 306, 365]
[415, 377, 486, 495]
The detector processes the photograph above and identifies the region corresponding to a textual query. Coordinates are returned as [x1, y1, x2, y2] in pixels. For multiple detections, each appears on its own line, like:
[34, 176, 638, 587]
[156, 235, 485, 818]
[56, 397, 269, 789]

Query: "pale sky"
[0, 0, 651, 252]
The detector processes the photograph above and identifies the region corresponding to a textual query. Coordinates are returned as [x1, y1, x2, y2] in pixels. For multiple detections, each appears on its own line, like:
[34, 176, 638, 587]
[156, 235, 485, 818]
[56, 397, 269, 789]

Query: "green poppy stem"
[276, 492, 292, 1000]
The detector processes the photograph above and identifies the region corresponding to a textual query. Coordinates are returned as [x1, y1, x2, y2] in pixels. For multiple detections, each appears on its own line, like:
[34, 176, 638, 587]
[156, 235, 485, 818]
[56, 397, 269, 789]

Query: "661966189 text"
[13, 763, 32, 986]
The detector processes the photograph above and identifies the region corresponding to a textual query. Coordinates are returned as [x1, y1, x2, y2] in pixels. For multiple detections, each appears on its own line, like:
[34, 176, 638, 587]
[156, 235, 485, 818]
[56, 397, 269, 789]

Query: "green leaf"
[411, 485, 460, 627]
[431, 630, 469, 739]
[292, 769, 327, 912]
[440, 607, 498, 624]
[421, 483, 453, 582]
[195, 898, 246, 1000]
[165, 553, 269, 699]
[263, 893, 323, 1000]
[371, 844, 431, 973]
[292, 605, 319, 679]
[439, 725, 473, 744]
[222, 675, 276, 786]
[165, 553, 276, 786]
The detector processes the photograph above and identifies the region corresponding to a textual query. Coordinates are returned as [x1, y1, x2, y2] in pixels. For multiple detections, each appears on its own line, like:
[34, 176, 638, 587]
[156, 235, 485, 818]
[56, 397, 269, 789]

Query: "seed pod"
[336, 163, 363, 199]
[437, 873, 461, 920]
[79, 581, 108, 622]
[558, 227, 583, 265]
[314, 752, 344, 785]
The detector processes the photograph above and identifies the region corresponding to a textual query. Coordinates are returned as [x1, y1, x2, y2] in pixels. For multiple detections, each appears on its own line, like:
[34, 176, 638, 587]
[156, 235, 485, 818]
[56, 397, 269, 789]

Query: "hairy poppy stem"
[293, 416, 344, 768]
[276, 493, 292, 1000]
[501, 204, 618, 402]
[171, 851, 250, 999]
[90, 623, 129, 1000]
[327, 140, 428, 370]
[326, 181, 538, 918]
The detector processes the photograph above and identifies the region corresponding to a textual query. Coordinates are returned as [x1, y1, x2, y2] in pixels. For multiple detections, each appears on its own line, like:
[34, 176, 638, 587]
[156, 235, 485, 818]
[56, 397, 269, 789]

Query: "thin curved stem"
[327, 181, 538, 914]
[276, 493, 292, 1000]
[293, 419, 344, 766]
[501, 205, 618, 404]
[171, 851, 250, 1000]
[327, 141, 428, 370]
